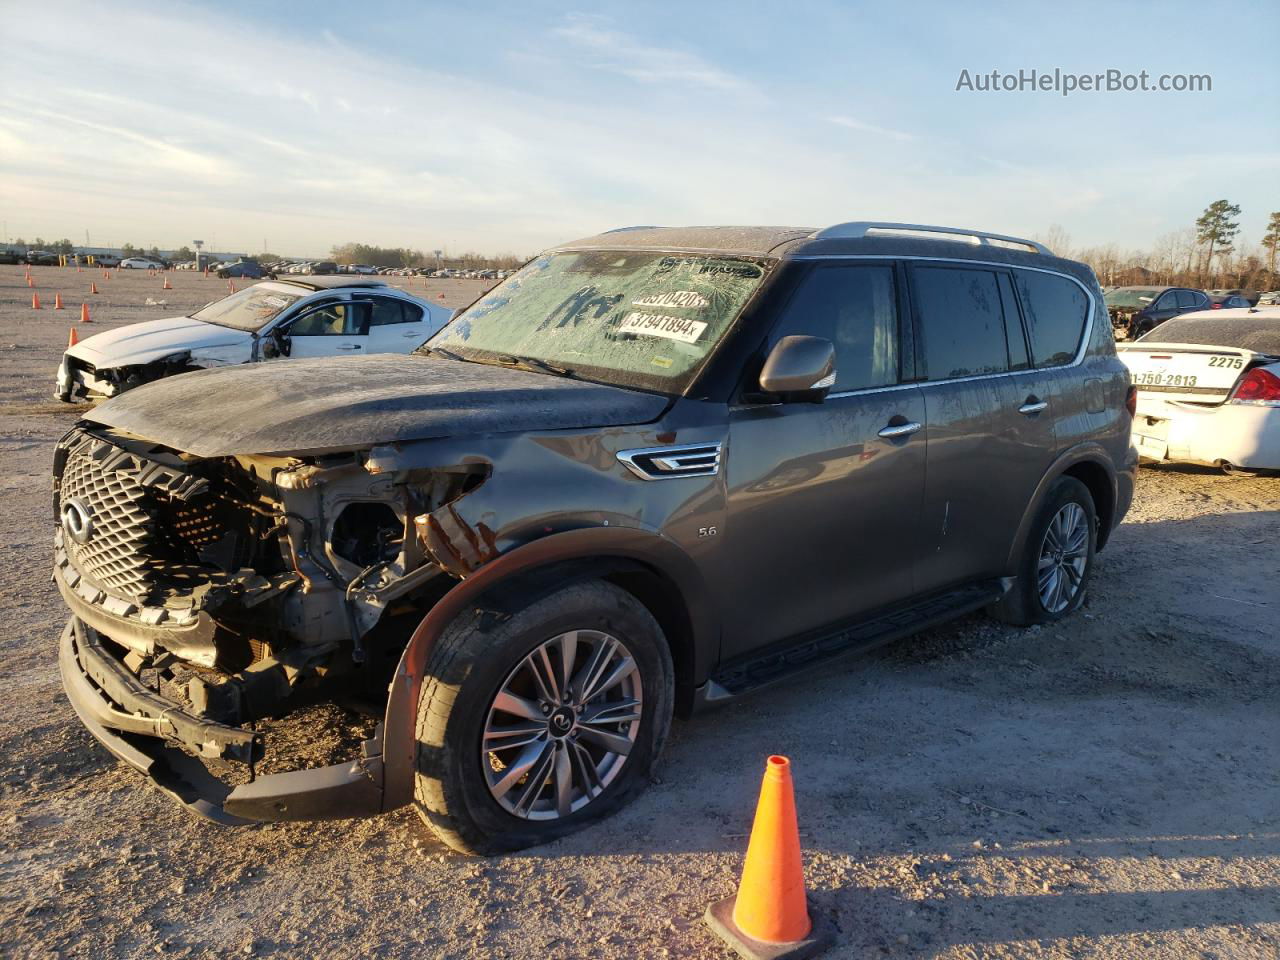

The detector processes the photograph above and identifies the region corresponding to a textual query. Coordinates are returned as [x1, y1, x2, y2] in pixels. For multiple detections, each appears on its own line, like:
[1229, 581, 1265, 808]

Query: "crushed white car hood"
[67, 315, 253, 368]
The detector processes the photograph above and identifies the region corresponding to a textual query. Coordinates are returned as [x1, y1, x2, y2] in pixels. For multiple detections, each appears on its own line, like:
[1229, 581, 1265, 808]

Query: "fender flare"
[379, 526, 717, 813]
[1004, 442, 1118, 571]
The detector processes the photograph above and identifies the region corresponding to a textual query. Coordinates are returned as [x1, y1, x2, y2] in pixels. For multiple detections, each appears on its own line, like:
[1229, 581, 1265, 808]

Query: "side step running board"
[707, 580, 1006, 701]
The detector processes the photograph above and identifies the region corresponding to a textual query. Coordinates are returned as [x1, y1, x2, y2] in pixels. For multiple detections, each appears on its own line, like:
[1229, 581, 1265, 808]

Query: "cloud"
[553, 14, 756, 95]
[828, 115, 916, 142]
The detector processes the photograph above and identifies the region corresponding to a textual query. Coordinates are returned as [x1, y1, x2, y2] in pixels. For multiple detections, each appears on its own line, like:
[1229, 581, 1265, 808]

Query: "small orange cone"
[90, 281, 99, 294]
[68, 327, 79, 347]
[80, 303, 92, 323]
[228, 280, 236, 293]
[705, 756, 831, 959]
[31, 293, 41, 310]
[162, 276, 172, 290]
[27, 275, 34, 288]
[54, 293, 64, 310]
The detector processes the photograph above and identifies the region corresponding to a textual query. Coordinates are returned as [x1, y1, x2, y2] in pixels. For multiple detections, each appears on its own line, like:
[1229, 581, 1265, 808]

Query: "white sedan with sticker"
[1119, 307, 1280, 471]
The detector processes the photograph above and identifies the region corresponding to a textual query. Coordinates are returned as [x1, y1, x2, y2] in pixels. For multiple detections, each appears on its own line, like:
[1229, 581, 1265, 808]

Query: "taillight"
[1231, 368, 1280, 405]
[1125, 385, 1137, 418]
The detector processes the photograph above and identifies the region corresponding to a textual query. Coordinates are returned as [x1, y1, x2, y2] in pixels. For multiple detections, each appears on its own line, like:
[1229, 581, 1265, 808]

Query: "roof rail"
[602, 225, 664, 234]
[813, 221, 1051, 255]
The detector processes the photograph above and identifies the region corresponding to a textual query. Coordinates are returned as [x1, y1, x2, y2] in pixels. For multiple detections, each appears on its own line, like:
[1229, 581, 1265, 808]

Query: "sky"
[1, 0, 1277, 258]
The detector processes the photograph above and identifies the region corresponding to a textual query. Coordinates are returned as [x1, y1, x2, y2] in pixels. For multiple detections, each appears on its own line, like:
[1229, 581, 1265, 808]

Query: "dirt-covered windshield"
[423, 251, 772, 393]
[191, 285, 303, 331]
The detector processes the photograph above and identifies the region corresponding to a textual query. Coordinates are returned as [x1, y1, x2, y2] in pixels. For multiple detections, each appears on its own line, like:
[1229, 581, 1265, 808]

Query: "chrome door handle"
[1019, 400, 1048, 415]
[877, 421, 922, 439]
[336, 344, 361, 351]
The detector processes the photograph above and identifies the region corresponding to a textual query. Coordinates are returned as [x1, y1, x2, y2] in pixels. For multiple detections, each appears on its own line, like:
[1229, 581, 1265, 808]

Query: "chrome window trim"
[786, 254, 1096, 391]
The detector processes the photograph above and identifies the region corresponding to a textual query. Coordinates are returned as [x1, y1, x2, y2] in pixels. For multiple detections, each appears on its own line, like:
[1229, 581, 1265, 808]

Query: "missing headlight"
[331, 502, 403, 567]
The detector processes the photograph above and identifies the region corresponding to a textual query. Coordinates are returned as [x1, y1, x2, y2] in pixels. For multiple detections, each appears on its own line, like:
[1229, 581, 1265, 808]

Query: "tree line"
[326, 243, 527, 271]
[1040, 202, 1280, 291]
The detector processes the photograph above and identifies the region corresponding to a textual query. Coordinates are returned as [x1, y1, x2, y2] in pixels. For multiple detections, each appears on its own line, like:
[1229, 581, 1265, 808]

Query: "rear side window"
[368, 298, 410, 326]
[913, 267, 1008, 379]
[1014, 271, 1089, 367]
[769, 264, 899, 391]
[1176, 290, 1201, 309]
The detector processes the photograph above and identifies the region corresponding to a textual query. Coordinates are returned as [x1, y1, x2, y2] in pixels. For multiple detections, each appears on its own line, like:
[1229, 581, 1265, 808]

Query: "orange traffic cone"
[54, 293, 64, 310]
[68, 327, 79, 347]
[27, 275, 34, 288]
[705, 756, 831, 959]
[162, 276, 172, 290]
[80, 303, 92, 323]
[31, 293, 41, 310]
[228, 280, 236, 293]
[90, 281, 99, 295]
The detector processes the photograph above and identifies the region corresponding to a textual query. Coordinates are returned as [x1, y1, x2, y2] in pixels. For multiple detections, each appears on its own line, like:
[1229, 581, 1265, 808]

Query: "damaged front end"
[53, 422, 487, 822]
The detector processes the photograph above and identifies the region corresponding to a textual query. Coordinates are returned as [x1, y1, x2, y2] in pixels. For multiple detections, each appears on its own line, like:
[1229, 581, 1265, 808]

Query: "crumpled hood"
[68, 315, 252, 367]
[84, 354, 671, 457]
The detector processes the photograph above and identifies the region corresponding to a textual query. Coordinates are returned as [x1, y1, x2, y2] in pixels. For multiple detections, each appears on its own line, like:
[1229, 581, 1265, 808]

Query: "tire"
[989, 476, 1097, 626]
[414, 580, 674, 855]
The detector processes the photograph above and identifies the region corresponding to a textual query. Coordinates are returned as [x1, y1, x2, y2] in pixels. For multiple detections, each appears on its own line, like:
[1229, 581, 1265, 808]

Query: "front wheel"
[414, 580, 674, 855]
[990, 476, 1096, 626]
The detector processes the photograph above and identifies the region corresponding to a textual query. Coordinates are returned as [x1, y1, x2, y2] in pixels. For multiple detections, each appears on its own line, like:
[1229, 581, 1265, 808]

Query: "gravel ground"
[0, 264, 1277, 959]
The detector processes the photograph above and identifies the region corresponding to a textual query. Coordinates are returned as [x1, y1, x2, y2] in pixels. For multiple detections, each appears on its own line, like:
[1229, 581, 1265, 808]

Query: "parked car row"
[52, 220, 1148, 855]
[1104, 285, 1266, 339]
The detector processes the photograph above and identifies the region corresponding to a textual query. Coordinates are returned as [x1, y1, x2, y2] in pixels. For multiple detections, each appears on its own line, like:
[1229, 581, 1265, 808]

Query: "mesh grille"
[60, 448, 156, 601]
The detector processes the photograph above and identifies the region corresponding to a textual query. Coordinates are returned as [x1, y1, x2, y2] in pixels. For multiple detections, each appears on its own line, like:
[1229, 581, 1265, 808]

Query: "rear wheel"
[413, 580, 673, 854]
[990, 476, 1096, 626]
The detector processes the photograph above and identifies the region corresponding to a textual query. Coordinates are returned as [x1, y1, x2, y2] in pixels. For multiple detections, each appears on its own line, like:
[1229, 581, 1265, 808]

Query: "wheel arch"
[1006, 444, 1119, 572]
[379, 526, 717, 814]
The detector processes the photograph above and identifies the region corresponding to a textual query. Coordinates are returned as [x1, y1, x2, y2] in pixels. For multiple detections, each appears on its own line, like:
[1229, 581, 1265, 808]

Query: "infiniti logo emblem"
[61, 498, 95, 545]
[550, 712, 572, 733]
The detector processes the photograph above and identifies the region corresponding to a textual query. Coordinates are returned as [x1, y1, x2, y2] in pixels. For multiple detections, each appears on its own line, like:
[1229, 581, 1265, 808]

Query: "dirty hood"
[68, 315, 252, 367]
[84, 354, 671, 457]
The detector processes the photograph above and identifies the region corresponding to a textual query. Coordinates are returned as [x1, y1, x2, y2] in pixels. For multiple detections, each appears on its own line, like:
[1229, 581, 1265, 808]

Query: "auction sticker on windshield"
[619, 312, 708, 343]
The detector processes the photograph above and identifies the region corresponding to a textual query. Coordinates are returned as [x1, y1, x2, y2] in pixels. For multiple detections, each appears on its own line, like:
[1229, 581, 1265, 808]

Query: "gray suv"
[53, 222, 1137, 853]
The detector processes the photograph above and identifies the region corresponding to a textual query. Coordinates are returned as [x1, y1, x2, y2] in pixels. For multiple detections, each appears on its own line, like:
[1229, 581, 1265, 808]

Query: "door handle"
[877, 421, 922, 439]
[402, 331, 423, 337]
[336, 344, 361, 351]
[1019, 399, 1048, 415]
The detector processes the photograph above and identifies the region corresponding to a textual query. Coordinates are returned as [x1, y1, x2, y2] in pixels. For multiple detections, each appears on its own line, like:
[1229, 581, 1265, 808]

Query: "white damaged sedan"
[1118, 306, 1280, 471]
[55, 277, 452, 402]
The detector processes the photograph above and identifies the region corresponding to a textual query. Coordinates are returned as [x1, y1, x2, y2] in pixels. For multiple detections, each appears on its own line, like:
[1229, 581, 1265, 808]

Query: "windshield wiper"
[423, 346, 472, 363]
[495, 354, 576, 378]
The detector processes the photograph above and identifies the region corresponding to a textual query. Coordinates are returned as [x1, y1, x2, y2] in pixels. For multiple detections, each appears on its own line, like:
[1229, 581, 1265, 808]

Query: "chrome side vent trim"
[617, 442, 722, 480]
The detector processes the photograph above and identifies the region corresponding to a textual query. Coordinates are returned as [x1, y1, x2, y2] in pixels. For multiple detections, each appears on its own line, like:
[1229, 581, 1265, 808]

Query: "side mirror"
[758, 335, 836, 402]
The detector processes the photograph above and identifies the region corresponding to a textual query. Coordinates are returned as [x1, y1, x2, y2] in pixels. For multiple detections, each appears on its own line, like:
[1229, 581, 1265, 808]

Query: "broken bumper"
[58, 617, 385, 825]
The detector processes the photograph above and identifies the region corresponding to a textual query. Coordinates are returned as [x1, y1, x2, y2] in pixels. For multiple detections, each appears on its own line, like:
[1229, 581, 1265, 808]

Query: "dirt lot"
[0, 264, 1276, 959]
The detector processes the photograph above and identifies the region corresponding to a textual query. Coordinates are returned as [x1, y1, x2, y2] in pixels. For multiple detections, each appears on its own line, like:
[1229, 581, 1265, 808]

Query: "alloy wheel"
[1037, 502, 1089, 614]
[482, 630, 642, 821]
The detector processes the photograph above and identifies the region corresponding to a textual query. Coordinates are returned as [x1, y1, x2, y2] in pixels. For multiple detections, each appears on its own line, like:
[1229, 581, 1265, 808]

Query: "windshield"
[191, 285, 303, 331]
[1104, 288, 1161, 308]
[422, 251, 772, 392]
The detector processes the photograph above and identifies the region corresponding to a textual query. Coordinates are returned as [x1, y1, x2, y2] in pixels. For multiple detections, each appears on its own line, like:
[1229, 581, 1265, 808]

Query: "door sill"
[702, 579, 1006, 704]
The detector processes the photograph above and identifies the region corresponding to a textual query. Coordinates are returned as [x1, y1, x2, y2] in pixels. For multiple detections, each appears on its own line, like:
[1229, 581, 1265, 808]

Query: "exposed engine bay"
[53, 422, 486, 778]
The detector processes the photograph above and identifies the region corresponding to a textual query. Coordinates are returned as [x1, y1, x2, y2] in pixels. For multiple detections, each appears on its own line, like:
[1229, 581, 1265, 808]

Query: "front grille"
[57, 431, 267, 605]
[60, 449, 155, 600]
[68, 356, 97, 377]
